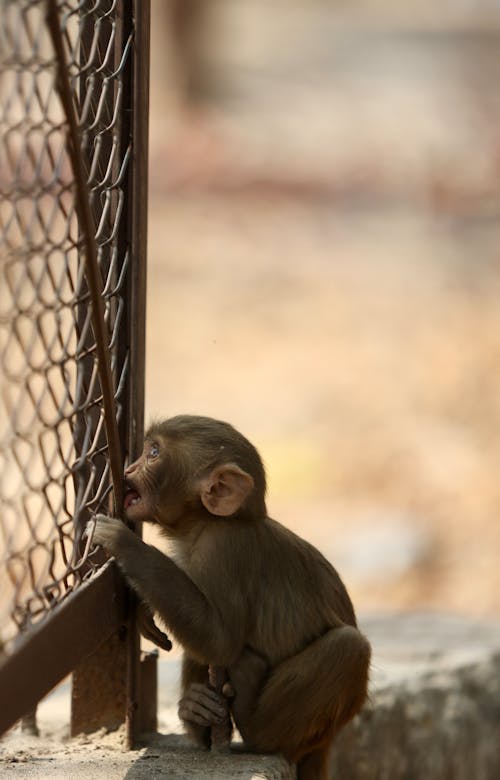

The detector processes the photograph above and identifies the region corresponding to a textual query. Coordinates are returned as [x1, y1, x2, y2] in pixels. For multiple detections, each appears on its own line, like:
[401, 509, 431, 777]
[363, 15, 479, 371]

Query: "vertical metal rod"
[123, 0, 151, 747]
[46, 0, 123, 513]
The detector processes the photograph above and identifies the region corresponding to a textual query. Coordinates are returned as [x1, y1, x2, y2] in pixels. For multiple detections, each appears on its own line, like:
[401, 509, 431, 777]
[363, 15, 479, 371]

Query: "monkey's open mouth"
[124, 488, 142, 509]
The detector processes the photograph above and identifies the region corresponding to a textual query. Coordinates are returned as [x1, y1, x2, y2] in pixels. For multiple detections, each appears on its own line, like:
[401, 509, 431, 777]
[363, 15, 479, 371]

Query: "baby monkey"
[92, 415, 370, 780]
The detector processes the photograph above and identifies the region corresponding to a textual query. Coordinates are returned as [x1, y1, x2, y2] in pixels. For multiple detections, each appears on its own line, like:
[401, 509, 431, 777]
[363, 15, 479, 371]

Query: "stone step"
[330, 613, 500, 779]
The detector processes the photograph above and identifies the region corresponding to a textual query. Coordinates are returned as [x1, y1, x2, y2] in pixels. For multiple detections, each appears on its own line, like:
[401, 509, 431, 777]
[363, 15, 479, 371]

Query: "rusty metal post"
[71, 631, 129, 736]
[125, 0, 152, 745]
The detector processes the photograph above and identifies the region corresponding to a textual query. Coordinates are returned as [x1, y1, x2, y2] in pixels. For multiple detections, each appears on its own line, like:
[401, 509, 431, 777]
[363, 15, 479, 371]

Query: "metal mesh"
[0, 0, 134, 650]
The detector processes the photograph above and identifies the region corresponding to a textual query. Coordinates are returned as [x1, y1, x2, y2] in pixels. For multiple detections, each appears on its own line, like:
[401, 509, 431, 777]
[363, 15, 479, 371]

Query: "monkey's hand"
[137, 603, 172, 652]
[178, 683, 232, 729]
[88, 513, 133, 554]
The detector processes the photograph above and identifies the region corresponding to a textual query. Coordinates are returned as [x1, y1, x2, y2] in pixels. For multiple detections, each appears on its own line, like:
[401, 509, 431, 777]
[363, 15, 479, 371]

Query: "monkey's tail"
[247, 625, 371, 764]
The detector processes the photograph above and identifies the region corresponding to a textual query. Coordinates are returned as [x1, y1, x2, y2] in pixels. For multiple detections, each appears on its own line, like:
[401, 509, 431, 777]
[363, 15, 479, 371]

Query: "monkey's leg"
[178, 655, 232, 748]
[227, 646, 269, 732]
[233, 626, 371, 780]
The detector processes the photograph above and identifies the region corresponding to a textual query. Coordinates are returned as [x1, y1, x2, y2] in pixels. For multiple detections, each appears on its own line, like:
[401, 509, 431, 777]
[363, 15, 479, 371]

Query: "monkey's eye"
[148, 443, 160, 460]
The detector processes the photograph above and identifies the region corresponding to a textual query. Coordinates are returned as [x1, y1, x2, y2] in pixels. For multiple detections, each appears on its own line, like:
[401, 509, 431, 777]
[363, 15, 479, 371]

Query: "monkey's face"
[123, 439, 164, 523]
[123, 417, 267, 529]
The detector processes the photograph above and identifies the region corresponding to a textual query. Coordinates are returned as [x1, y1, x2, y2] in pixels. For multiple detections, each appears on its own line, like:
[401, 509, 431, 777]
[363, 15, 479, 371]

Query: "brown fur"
[92, 415, 371, 779]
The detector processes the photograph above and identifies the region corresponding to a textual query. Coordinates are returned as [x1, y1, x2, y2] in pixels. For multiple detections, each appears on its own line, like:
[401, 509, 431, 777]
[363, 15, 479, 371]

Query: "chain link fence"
[0, 0, 143, 660]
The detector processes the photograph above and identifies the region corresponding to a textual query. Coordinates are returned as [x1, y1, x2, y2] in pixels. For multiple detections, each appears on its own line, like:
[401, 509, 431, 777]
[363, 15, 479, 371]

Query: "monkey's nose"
[124, 462, 137, 478]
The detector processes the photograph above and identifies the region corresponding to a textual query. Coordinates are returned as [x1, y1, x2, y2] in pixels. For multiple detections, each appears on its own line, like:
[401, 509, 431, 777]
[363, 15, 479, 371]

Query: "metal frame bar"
[0, 561, 125, 737]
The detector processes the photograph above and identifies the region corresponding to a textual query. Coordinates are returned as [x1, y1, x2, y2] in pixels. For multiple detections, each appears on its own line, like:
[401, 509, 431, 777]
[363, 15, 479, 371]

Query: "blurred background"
[145, 0, 500, 617]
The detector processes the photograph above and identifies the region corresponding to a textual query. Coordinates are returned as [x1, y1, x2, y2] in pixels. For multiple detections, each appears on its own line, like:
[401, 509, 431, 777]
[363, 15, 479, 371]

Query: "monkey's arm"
[91, 514, 242, 664]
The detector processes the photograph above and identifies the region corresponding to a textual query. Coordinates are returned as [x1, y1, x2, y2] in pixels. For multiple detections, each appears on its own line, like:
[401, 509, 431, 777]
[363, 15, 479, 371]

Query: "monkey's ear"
[199, 464, 254, 517]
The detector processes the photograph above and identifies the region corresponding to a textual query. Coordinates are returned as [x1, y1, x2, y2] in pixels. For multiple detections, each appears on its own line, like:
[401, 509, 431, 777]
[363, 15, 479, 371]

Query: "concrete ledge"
[0, 731, 295, 779]
[331, 613, 500, 779]
[131, 734, 295, 779]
